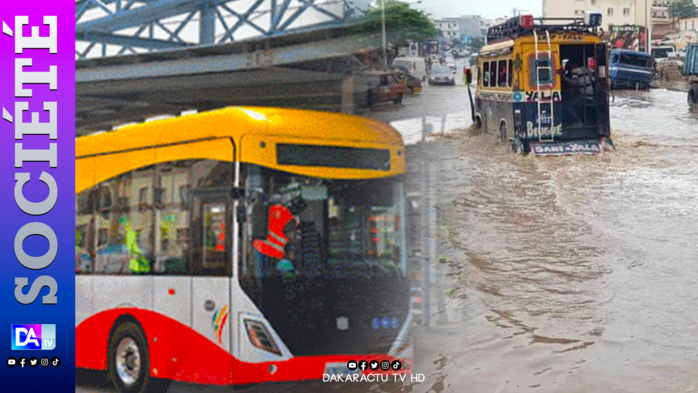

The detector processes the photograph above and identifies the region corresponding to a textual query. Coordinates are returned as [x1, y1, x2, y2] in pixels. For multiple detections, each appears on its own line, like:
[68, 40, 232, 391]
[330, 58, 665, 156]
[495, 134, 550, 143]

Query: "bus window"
[161, 159, 233, 276]
[83, 166, 157, 275]
[489, 61, 496, 87]
[497, 60, 507, 87]
[202, 203, 227, 269]
[532, 59, 553, 85]
[75, 159, 234, 276]
[482, 62, 490, 86]
[620, 53, 653, 68]
[508, 59, 513, 87]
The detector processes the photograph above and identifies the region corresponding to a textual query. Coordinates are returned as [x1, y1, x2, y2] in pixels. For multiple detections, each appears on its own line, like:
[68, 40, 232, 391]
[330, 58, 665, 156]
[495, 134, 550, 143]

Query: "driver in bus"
[253, 196, 306, 278]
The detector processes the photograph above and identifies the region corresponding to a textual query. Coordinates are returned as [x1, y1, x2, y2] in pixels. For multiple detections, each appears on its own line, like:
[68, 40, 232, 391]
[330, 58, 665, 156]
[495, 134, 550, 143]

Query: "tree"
[353, 0, 438, 64]
[672, 0, 697, 19]
[468, 37, 485, 54]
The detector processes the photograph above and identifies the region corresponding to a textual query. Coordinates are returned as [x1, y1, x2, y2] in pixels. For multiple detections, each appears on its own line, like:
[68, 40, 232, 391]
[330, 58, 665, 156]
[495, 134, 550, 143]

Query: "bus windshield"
[619, 53, 653, 68]
[240, 164, 409, 356]
[241, 164, 406, 280]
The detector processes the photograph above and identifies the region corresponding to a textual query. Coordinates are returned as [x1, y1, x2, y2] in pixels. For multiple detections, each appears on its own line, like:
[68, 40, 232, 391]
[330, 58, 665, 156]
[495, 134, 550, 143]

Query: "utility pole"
[381, 0, 388, 67]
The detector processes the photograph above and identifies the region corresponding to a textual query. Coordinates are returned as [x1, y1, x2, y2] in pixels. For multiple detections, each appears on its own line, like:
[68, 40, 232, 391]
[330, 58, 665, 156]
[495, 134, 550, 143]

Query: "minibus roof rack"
[486, 16, 600, 44]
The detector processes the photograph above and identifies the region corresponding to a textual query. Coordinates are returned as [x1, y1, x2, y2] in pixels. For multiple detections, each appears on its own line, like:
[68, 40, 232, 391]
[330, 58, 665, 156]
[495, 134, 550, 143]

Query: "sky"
[416, 0, 543, 19]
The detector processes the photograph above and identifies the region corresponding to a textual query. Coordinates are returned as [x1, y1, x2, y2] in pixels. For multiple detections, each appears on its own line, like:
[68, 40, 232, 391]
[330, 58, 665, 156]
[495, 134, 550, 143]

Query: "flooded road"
[409, 87, 698, 393]
[76, 84, 698, 393]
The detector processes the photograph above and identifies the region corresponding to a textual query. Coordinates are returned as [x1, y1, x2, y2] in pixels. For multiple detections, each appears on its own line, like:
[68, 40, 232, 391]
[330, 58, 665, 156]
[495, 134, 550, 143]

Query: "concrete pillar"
[341, 75, 355, 114]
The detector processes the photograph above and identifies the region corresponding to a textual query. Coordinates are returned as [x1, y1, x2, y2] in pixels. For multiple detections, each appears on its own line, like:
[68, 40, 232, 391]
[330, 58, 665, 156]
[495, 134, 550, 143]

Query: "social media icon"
[11, 324, 56, 350]
[40, 357, 49, 367]
[380, 360, 390, 370]
[19, 357, 27, 368]
[392, 360, 402, 370]
[358, 360, 368, 371]
[347, 360, 357, 370]
[369, 361, 379, 370]
[7, 357, 16, 367]
[29, 357, 38, 367]
[51, 357, 60, 367]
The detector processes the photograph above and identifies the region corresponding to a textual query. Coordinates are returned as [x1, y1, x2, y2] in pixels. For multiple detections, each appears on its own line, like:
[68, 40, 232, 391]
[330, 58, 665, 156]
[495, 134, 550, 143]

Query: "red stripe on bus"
[76, 308, 411, 385]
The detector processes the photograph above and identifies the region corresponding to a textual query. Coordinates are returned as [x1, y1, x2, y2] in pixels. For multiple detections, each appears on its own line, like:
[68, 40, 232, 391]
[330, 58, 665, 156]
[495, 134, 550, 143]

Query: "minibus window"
[489, 61, 496, 87]
[482, 62, 490, 86]
[498, 60, 507, 87]
[534, 59, 553, 85]
[508, 60, 513, 87]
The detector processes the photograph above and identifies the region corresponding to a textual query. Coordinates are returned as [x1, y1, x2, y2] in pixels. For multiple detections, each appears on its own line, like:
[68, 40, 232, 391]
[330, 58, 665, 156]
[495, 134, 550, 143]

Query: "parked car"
[355, 71, 409, 108]
[389, 68, 423, 95]
[428, 66, 455, 86]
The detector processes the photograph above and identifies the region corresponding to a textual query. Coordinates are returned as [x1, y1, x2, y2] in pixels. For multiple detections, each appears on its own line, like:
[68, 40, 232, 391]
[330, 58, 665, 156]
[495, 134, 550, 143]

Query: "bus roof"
[486, 16, 601, 45]
[76, 106, 405, 191]
[77, 106, 402, 157]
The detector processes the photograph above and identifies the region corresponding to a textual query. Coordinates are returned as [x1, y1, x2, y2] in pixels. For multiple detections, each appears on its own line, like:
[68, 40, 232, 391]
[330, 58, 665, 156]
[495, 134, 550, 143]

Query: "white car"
[429, 66, 456, 86]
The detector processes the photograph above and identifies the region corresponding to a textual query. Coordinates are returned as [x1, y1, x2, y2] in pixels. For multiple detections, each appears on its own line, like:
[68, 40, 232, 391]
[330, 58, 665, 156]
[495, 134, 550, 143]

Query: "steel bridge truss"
[76, 0, 351, 59]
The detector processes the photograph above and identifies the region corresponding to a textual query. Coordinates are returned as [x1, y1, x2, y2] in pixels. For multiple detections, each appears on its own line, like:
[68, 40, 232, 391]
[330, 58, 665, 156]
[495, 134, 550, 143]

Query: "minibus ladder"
[533, 29, 555, 143]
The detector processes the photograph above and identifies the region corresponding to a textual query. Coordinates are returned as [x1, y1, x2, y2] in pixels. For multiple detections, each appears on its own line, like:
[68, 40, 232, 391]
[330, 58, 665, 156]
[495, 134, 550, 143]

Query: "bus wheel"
[689, 89, 696, 105]
[499, 122, 508, 145]
[108, 322, 153, 393]
[393, 94, 403, 105]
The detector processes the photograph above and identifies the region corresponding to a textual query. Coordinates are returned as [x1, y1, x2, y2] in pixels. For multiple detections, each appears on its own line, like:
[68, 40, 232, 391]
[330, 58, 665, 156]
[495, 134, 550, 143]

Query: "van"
[392, 56, 427, 80]
[609, 49, 653, 90]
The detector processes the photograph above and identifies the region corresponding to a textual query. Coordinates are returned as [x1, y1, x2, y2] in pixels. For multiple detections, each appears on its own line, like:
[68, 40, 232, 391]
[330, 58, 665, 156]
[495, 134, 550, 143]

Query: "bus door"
[190, 189, 234, 381]
[559, 43, 600, 136]
[594, 43, 611, 137]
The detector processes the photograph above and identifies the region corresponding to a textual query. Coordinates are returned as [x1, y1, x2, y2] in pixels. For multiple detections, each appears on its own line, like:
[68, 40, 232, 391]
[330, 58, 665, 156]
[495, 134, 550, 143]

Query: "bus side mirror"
[465, 68, 473, 84]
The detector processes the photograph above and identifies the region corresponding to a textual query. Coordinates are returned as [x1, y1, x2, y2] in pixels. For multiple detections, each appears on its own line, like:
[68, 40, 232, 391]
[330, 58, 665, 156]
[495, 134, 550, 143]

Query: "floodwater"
[77, 87, 698, 393]
[412, 88, 698, 393]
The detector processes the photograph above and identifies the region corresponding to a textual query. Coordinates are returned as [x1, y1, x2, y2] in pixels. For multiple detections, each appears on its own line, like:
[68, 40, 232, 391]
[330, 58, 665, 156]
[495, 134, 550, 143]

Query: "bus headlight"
[244, 319, 282, 356]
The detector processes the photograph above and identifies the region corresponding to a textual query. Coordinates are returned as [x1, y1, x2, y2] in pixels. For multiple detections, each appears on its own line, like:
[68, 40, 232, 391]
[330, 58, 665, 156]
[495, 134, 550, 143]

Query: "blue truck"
[684, 43, 698, 104]
[609, 49, 654, 90]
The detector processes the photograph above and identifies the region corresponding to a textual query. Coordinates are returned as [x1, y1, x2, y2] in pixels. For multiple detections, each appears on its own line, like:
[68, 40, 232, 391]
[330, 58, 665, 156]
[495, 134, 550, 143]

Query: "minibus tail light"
[245, 320, 282, 356]
[520, 15, 534, 29]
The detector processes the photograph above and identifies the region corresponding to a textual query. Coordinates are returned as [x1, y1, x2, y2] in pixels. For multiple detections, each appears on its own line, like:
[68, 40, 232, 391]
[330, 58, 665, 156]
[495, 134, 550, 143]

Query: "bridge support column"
[341, 75, 355, 114]
[200, 2, 215, 45]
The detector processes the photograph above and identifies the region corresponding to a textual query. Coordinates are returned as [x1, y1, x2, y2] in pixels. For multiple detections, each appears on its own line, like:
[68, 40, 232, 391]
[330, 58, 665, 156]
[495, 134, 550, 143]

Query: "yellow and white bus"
[75, 107, 412, 391]
[470, 15, 613, 155]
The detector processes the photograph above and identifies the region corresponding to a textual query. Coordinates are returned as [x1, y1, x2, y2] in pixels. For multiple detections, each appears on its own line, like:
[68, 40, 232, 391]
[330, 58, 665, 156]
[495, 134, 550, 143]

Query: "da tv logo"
[11, 325, 56, 350]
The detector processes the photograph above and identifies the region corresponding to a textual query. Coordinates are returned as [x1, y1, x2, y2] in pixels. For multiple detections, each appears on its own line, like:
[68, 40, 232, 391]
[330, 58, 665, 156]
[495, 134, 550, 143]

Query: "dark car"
[390, 68, 423, 95]
[355, 71, 409, 108]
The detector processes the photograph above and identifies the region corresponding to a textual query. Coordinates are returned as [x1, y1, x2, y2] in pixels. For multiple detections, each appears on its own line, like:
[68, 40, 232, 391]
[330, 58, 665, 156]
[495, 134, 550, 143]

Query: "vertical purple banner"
[0, 1, 75, 392]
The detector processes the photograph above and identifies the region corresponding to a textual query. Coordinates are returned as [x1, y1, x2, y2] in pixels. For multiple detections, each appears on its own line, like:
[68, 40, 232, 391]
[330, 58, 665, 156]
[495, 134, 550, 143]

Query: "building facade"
[437, 18, 460, 39]
[542, 0, 652, 33]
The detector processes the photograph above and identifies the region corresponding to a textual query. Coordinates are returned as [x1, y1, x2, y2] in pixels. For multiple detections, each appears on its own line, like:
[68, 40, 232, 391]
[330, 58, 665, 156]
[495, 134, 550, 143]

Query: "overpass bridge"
[76, 25, 382, 135]
[76, 1, 383, 136]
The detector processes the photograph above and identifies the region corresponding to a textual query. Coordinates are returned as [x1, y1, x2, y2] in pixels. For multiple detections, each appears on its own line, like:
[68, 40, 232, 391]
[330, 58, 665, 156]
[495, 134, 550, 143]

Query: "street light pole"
[381, 0, 388, 67]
